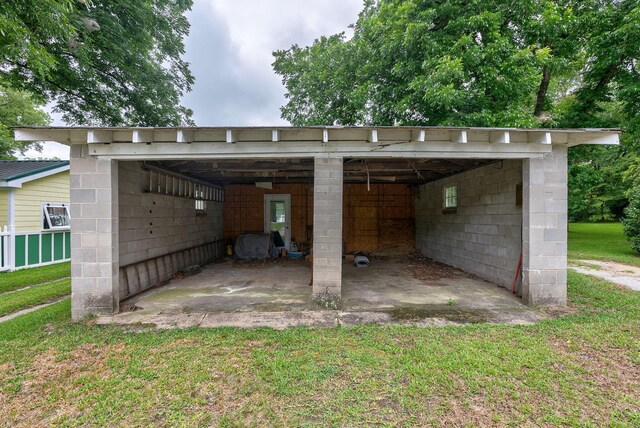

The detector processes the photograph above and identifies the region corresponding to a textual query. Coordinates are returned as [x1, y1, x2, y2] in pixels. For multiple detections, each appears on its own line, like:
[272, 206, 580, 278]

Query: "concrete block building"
[15, 126, 619, 319]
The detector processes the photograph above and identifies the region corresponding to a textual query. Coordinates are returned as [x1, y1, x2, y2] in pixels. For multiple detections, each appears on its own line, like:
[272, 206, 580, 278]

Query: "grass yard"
[0, 272, 639, 427]
[568, 222, 640, 267]
[0, 262, 70, 294]
[0, 278, 71, 317]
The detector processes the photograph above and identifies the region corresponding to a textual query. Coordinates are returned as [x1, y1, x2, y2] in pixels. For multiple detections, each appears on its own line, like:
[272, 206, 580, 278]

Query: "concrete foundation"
[101, 258, 542, 328]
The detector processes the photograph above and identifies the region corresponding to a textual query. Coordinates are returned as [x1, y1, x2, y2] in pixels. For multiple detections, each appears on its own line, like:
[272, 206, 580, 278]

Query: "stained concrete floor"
[98, 258, 544, 329]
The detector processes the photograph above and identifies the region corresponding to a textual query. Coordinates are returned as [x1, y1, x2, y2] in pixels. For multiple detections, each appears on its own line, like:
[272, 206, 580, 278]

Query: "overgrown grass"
[568, 222, 640, 266]
[0, 279, 70, 317]
[0, 272, 638, 427]
[0, 262, 70, 294]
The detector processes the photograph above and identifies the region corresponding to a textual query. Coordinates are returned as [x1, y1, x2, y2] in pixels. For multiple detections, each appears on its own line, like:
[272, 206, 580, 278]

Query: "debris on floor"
[405, 254, 461, 281]
[183, 265, 202, 276]
[119, 302, 142, 313]
[232, 257, 306, 267]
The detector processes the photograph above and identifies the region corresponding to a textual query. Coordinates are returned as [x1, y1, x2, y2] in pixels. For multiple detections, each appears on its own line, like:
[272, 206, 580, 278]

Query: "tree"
[273, 0, 587, 127]
[0, 86, 50, 159]
[1, 0, 194, 126]
[273, 0, 640, 221]
[623, 188, 640, 254]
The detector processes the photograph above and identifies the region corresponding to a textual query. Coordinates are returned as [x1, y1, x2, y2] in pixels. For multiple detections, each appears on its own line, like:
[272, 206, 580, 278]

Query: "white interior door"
[264, 194, 291, 250]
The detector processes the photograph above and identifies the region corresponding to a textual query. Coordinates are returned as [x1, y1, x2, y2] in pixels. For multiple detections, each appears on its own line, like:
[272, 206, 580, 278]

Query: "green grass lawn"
[0, 279, 71, 317]
[568, 222, 640, 267]
[0, 262, 70, 294]
[0, 272, 639, 427]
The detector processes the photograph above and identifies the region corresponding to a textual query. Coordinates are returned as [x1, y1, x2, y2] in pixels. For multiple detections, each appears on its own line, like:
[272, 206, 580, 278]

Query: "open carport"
[14, 126, 620, 322]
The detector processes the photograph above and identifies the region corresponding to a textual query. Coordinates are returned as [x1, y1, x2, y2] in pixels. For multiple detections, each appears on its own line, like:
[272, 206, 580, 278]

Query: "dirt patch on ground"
[570, 259, 640, 291]
[388, 306, 488, 323]
[549, 338, 640, 397]
[404, 254, 463, 281]
[539, 302, 580, 318]
[0, 343, 127, 426]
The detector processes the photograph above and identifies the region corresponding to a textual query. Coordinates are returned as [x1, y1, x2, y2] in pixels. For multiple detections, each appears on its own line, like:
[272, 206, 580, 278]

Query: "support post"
[70, 144, 119, 319]
[312, 156, 343, 308]
[522, 144, 568, 305]
[7, 189, 15, 270]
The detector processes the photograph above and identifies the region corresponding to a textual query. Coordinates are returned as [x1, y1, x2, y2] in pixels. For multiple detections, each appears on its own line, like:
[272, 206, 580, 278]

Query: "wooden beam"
[177, 130, 194, 143]
[368, 129, 378, 143]
[226, 130, 236, 144]
[530, 131, 552, 145]
[88, 140, 552, 160]
[567, 132, 620, 147]
[416, 130, 426, 142]
[490, 131, 510, 144]
[272, 129, 279, 142]
[87, 130, 113, 144]
[132, 129, 154, 143]
[450, 130, 467, 144]
[322, 128, 329, 143]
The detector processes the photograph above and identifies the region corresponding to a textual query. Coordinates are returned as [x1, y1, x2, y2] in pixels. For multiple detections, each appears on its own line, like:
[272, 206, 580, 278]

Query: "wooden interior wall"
[224, 183, 415, 252]
[224, 184, 313, 245]
[343, 184, 415, 253]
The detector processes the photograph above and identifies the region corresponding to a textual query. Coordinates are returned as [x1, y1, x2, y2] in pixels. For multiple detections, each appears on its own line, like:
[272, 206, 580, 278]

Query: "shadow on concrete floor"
[98, 257, 543, 329]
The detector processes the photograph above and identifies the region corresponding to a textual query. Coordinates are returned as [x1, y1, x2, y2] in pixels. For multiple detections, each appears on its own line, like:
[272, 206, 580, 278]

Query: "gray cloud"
[181, 0, 362, 126]
[29, 0, 362, 158]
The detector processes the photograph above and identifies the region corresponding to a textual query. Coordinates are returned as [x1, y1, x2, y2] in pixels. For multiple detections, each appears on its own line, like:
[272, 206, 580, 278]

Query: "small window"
[195, 199, 207, 215]
[444, 186, 457, 211]
[42, 203, 71, 230]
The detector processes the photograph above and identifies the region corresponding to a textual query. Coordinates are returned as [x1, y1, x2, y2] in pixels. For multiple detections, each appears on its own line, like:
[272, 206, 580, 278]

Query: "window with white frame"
[195, 186, 207, 215]
[195, 199, 207, 213]
[42, 203, 71, 230]
[444, 186, 457, 209]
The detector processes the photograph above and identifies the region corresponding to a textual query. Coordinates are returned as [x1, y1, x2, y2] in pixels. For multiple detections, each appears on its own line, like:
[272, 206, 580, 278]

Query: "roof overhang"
[13, 126, 620, 161]
[0, 164, 70, 188]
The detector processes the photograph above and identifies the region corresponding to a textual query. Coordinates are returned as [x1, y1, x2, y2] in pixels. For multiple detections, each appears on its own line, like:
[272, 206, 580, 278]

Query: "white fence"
[0, 225, 71, 272]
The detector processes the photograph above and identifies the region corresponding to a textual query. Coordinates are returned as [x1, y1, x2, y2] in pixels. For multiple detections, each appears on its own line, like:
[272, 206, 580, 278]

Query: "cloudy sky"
[27, 0, 362, 159]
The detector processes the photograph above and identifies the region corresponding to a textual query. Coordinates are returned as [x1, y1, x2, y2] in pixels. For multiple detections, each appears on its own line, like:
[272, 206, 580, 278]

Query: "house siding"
[0, 190, 8, 226]
[13, 171, 70, 232]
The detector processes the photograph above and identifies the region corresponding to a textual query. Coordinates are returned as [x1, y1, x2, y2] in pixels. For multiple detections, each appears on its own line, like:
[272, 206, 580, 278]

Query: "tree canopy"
[0, 86, 50, 159]
[1, 0, 194, 128]
[274, 0, 638, 128]
[273, 0, 640, 221]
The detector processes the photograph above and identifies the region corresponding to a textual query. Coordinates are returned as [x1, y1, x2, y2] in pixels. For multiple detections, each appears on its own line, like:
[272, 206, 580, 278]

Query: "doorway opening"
[264, 194, 291, 250]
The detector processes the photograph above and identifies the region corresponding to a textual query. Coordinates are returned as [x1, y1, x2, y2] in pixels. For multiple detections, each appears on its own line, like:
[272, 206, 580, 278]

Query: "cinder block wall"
[118, 162, 223, 267]
[522, 145, 568, 305]
[415, 160, 522, 290]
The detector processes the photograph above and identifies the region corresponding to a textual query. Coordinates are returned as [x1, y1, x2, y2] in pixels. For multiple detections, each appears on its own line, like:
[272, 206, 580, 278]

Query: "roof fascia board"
[86, 140, 552, 160]
[0, 164, 70, 188]
[14, 127, 620, 148]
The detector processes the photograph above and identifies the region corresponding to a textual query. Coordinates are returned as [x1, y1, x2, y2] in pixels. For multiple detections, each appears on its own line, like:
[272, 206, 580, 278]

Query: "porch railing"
[0, 225, 71, 272]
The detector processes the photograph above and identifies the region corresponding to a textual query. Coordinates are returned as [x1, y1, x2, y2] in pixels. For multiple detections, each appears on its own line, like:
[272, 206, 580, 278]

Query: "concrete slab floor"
[99, 258, 544, 329]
